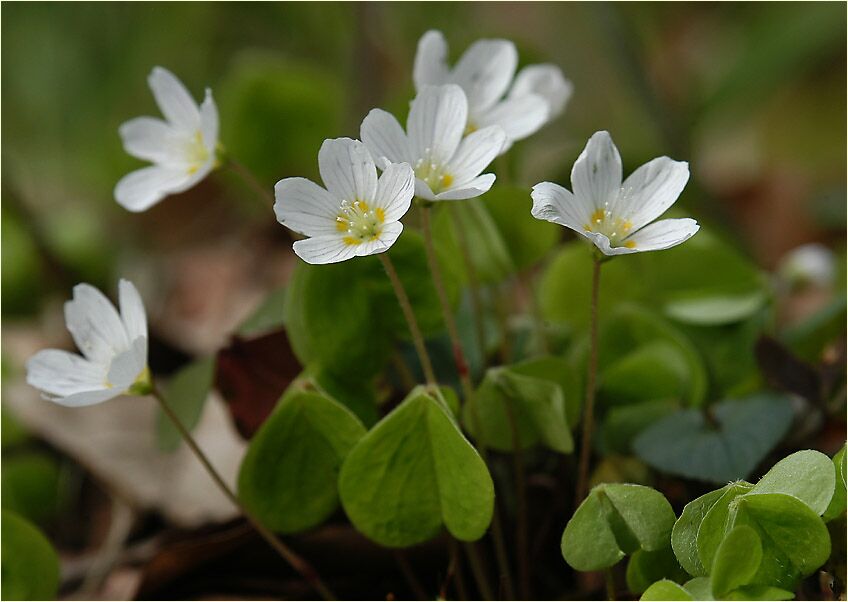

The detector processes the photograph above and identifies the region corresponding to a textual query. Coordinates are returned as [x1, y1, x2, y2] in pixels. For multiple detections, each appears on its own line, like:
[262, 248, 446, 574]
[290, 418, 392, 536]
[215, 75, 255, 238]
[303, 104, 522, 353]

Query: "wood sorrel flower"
[531, 131, 699, 255]
[361, 84, 506, 202]
[115, 66, 219, 212]
[413, 30, 572, 151]
[274, 137, 415, 264]
[26, 280, 150, 406]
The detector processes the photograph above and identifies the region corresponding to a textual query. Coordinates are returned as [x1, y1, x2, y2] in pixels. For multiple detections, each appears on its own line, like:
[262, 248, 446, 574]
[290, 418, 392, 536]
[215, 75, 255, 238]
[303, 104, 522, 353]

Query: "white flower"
[414, 30, 572, 151]
[115, 66, 219, 212]
[274, 137, 415, 264]
[26, 280, 149, 407]
[361, 84, 506, 202]
[531, 131, 699, 255]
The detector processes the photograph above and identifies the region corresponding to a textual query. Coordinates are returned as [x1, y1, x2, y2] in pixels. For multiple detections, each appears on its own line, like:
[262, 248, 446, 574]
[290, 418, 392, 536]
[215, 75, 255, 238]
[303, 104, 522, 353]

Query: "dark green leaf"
[626, 547, 689, 595]
[633, 395, 794, 483]
[672, 487, 728, 577]
[1, 452, 62, 524]
[696, 482, 754, 572]
[823, 446, 846, 521]
[483, 184, 559, 270]
[238, 388, 366, 534]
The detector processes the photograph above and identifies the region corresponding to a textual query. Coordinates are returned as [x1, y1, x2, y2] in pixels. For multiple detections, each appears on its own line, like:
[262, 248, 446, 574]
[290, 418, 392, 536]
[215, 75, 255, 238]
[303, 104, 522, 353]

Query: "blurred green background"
[2, 2, 845, 319]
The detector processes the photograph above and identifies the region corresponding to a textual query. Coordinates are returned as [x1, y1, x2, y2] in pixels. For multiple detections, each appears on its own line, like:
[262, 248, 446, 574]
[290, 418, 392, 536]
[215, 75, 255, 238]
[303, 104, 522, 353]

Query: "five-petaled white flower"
[361, 84, 506, 202]
[274, 137, 415, 264]
[414, 30, 572, 152]
[531, 131, 699, 255]
[115, 66, 219, 212]
[26, 280, 150, 407]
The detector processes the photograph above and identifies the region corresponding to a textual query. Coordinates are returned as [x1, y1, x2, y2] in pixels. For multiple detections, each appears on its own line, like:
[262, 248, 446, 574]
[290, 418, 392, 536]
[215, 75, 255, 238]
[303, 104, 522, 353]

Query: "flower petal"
[617, 157, 690, 231]
[582, 231, 638, 256]
[118, 117, 179, 163]
[445, 126, 505, 186]
[119, 279, 148, 349]
[148, 66, 201, 130]
[373, 162, 415, 222]
[318, 137, 378, 203]
[434, 174, 496, 201]
[413, 30, 450, 89]
[361, 108, 412, 167]
[64, 283, 130, 363]
[407, 84, 467, 167]
[531, 181, 591, 232]
[510, 64, 573, 119]
[114, 165, 194, 212]
[274, 177, 341, 237]
[107, 338, 147, 390]
[56, 389, 123, 408]
[200, 88, 219, 154]
[414, 179, 437, 202]
[292, 235, 359, 265]
[26, 349, 107, 398]
[475, 94, 549, 145]
[451, 39, 517, 114]
[354, 221, 404, 258]
[571, 131, 622, 210]
[623, 218, 700, 253]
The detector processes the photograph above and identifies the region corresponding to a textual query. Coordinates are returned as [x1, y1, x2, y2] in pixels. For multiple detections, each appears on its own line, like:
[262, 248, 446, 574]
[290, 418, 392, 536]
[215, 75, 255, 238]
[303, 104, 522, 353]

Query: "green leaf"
[218, 52, 344, 185]
[683, 577, 714, 600]
[238, 388, 366, 534]
[593, 305, 707, 408]
[626, 547, 689, 595]
[1, 453, 62, 525]
[601, 400, 679, 455]
[432, 199, 515, 284]
[823, 445, 846, 521]
[732, 493, 831, 590]
[672, 487, 728, 577]
[633, 394, 794, 484]
[724, 585, 794, 601]
[482, 184, 560, 270]
[640, 580, 694, 601]
[1, 510, 60, 600]
[339, 388, 494, 547]
[238, 285, 287, 336]
[463, 364, 573, 454]
[664, 291, 768, 326]
[696, 482, 754, 572]
[710, 525, 763, 597]
[562, 484, 675, 571]
[507, 355, 581, 427]
[156, 357, 215, 452]
[309, 366, 380, 427]
[600, 341, 693, 406]
[750, 449, 835, 515]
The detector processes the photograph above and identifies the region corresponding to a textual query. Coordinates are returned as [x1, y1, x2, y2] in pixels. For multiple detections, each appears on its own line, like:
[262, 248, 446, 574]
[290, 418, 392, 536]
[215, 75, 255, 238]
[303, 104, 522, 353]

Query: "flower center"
[414, 154, 454, 193]
[584, 208, 636, 248]
[336, 200, 385, 245]
[184, 130, 210, 175]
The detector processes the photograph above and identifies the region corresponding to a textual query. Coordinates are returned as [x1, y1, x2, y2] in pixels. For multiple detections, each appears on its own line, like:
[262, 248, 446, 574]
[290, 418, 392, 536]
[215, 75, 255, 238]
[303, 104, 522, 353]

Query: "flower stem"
[377, 253, 438, 387]
[151, 387, 336, 601]
[226, 158, 275, 208]
[575, 256, 603, 506]
[442, 537, 469, 601]
[420, 205, 515, 600]
[606, 567, 617, 600]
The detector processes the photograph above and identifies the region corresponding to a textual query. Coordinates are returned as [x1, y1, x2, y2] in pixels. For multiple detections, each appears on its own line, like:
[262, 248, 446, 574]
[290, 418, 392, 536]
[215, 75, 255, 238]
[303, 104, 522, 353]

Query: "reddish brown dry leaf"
[215, 328, 302, 439]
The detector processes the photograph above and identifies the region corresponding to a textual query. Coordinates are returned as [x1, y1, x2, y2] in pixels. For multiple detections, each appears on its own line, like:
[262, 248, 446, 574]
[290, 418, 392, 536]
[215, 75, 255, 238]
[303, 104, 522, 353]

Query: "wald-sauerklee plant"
[16, 28, 846, 602]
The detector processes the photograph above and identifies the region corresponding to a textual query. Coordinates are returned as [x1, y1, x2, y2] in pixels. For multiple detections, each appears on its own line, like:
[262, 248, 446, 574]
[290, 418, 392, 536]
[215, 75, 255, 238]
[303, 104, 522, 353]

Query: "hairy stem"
[378, 253, 438, 387]
[575, 256, 602, 506]
[227, 158, 275, 208]
[420, 204, 515, 600]
[151, 387, 336, 600]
